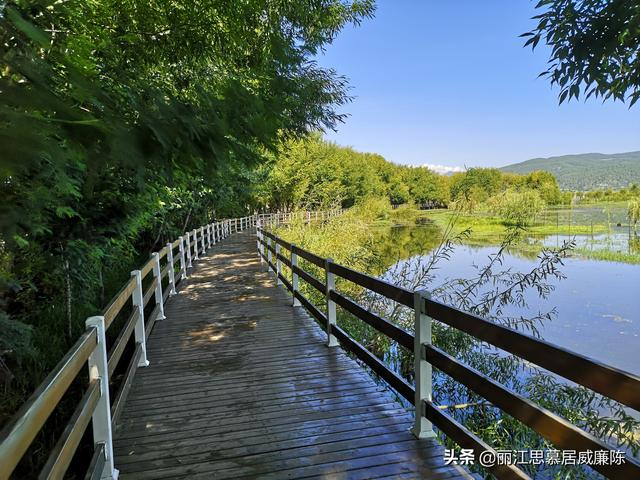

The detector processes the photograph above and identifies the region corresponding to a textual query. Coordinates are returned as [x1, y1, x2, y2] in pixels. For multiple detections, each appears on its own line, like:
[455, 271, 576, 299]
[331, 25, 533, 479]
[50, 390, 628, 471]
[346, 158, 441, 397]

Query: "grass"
[379, 204, 640, 265]
[574, 248, 640, 264]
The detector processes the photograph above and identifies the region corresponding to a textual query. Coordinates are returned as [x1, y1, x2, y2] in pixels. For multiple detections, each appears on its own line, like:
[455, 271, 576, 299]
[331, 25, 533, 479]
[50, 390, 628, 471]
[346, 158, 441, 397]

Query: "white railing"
[256, 209, 345, 228]
[0, 214, 257, 480]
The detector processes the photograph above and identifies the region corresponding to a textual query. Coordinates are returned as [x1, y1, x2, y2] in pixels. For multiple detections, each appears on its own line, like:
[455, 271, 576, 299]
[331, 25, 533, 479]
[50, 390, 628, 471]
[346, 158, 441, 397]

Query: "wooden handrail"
[330, 290, 413, 350]
[39, 380, 101, 479]
[107, 309, 139, 379]
[424, 298, 640, 411]
[0, 327, 97, 478]
[258, 226, 640, 479]
[102, 276, 136, 330]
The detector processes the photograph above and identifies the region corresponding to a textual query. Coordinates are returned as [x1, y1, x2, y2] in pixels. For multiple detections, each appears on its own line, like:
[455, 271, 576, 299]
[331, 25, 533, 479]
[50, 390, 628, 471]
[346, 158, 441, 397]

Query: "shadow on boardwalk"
[113, 230, 473, 479]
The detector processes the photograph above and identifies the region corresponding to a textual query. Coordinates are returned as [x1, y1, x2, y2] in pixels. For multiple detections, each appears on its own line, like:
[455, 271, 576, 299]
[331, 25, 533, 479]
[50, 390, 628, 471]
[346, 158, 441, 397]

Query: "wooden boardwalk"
[113, 230, 472, 479]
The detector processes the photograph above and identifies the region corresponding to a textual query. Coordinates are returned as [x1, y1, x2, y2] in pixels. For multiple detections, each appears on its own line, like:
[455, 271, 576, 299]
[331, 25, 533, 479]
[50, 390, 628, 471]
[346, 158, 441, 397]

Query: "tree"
[449, 168, 504, 203]
[486, 189, 547, 226]
[525, 0, 640, 106]
[406, 167, 442, 205]
[0, 2, 375, 471]
[523, 170, 562, 205]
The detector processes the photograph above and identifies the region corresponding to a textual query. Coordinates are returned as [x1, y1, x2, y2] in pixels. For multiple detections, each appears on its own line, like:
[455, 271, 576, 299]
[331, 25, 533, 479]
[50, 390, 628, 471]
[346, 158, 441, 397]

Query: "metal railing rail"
[256, 226, 640, 480]
[0, 214, 260, 480]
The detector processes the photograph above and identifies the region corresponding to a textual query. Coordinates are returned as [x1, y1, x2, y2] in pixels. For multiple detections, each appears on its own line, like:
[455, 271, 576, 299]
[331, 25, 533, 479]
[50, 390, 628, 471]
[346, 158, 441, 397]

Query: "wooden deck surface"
[113, 230, 473, 479]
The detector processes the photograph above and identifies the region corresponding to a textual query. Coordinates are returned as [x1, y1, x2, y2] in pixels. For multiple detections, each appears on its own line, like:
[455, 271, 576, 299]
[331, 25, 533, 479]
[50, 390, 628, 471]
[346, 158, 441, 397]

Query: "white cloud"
[421, 163, 466, 175]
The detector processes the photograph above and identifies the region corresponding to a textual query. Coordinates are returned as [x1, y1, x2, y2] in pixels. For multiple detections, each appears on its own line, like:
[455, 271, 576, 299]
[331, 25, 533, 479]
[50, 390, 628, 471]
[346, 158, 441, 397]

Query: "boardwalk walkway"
[113, 230, 471, 479]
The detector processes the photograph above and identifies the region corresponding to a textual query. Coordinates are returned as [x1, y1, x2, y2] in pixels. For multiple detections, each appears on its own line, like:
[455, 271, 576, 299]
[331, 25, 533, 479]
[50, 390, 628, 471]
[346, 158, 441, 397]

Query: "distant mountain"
[501, 151, 640, 191]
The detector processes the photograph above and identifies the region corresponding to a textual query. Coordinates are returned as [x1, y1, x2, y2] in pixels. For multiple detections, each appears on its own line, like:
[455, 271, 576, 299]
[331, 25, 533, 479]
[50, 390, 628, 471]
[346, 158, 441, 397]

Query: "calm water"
[376, 226, 640, 375]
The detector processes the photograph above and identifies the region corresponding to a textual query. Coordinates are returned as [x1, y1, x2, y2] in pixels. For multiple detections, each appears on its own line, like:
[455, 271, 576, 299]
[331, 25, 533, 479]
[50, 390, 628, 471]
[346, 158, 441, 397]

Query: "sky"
[316, 0, 640, 171]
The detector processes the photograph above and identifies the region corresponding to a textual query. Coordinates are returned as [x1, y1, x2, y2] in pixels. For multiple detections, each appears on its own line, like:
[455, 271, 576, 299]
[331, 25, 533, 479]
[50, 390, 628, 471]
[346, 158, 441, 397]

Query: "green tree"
[449, 168, 504, 203]
[525, 0, 640, 106]
[486, 189, 547, 226]
[523, 170, 562, 205]
[0, 2, 375, 471]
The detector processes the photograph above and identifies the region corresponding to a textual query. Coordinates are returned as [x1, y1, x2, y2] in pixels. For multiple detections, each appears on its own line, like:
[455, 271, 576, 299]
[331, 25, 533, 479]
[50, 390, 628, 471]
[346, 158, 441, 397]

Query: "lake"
[374, 225, 640, 376]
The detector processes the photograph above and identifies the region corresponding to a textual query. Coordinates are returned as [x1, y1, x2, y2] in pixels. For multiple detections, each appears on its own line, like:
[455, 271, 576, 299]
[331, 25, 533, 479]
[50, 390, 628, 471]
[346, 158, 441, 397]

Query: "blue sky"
[317, 0, 640, 171]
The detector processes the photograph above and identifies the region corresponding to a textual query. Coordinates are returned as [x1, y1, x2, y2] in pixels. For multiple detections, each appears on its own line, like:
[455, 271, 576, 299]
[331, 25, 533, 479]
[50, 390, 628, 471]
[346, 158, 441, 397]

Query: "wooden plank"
[276, 251, 291, 268]
[113, 231, 466, 480]
[424, 400, 529, 480]
[293, 264, 325, 293]
[426, 344, 640, 479]
[115, 417, 413, 466]
[102, 276, 136, 329]
[39, 380, 100, 480]
[330, 261, 413, 308]
[142, 278, 157, 307]
[111, 344, 142, 426]
[107, 309, 138, 378]
[294, 290, 327, 327]
[331, 324, 414, 403]
[116, 403, 408, 446]
[330, 289, 413, 350]
[292, 243, 325, 268]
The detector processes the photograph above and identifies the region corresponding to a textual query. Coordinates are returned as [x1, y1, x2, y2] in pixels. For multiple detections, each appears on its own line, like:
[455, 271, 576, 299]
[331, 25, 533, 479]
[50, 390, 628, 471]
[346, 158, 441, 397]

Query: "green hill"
[501, 151, 640, 191]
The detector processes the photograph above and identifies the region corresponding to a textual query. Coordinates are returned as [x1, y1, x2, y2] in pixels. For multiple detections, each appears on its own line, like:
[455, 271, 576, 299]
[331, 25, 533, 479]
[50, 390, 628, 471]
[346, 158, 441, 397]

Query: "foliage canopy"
[526, 0, 640, 106]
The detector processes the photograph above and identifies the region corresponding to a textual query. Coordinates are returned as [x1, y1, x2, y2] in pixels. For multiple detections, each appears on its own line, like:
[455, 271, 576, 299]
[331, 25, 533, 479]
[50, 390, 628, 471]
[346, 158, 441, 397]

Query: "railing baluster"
[165, 243, 176, 296]
[192, 229, 199, 261]
[185, 232, 192, 268]
[291, 244, 301, 307]
[325, 258, 338, 347]
[275, 242, 283, 286]
[130, 271, 150, 366]
[85, 316, 118, 480]
[413, 290, 435, 438]
[151, 252, 166, 320]
[200, 226, 205, 254]
[266, 236, 273, 272]
[178, 235, 187, 279]
[257, 230, 264, 264]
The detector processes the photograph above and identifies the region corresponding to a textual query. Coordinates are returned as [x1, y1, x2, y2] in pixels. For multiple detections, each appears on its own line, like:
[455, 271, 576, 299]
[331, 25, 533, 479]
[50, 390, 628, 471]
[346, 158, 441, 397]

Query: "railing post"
[85, 316, 118, 480]
[412, 290, 436, 439]
[130, 271, 150, 367]
[275, 242, 283, 285]
[266, 236, 273, 272]
[185, 232, 192, 268]
[257, 229, 264, 264]
[165, 243, 177, 296]
[152, 252, 166, 320]
[178, 236, 187, 279]
[325, 258, 338, 347]
[291, 244, 301, 307]
[192, 229, 199, 261]
[200, 227, 205, 254]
